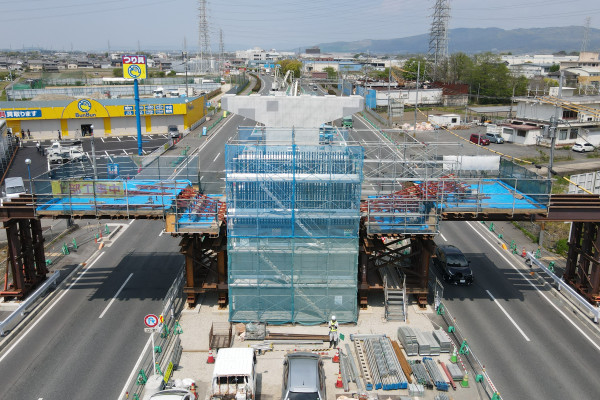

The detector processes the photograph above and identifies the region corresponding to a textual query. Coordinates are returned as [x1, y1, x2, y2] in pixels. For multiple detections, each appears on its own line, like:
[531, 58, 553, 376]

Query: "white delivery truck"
[210, 348, 256, 400]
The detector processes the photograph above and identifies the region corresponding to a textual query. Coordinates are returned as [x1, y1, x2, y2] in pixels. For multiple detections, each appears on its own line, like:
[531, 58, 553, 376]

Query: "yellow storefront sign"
[61, 99, 109, 119]
[51, 180, 125, 197]
[122, 55, 147, 80]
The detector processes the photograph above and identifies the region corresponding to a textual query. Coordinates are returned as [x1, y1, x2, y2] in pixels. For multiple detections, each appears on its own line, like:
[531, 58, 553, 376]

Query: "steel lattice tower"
[581, 17, 591, 53]
[198, 0, 211, 73]
[219, 29, 224, 75]
[428, 0, 450, 80]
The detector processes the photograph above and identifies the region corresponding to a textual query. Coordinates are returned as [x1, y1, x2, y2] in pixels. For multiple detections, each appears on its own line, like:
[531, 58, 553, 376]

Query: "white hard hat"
[331, 315, 336, 321]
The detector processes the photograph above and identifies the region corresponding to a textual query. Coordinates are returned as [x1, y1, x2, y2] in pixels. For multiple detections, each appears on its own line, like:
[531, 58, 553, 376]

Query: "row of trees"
[375, 53, 530, 104]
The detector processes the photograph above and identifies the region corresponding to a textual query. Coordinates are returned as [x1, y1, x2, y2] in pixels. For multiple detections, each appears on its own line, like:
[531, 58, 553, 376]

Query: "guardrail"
[119, 265, 185, 399]
[437, 300, 502, 400]
[526, 251, 600, 323]
[0, 271, 60, 336]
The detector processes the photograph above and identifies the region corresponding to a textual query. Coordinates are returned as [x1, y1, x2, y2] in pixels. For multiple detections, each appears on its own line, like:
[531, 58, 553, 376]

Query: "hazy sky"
[2, 0, 599, 51]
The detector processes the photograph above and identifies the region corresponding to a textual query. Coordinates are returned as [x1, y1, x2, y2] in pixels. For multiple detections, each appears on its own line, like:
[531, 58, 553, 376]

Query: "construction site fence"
[437, 300, 502, 399]
[363, 107, 390, 128]
[6, 84, 218, 101]
[120, 265, 186, 400]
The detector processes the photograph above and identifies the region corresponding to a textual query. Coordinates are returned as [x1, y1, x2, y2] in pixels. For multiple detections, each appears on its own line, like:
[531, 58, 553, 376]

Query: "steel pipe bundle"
[423, 357, 449, 391]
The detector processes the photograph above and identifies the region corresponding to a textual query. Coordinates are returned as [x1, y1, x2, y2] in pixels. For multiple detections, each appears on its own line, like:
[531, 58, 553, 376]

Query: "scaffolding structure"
[225, 134, 364, 324]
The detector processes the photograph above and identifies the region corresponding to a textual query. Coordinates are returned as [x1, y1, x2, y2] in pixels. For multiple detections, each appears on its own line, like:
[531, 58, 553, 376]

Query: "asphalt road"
[435, 221, 600, 399]
[0, 220, 182, 399]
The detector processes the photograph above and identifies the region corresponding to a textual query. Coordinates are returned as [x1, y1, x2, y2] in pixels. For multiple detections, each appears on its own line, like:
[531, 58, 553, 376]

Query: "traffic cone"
[461, 371, 469, 388]
[207, 348, 215, 364]
[521, 247, 526, 257]
[335, 370, 344, 388]
[332, 349, 340, 363]
[450, 348, 457, 363]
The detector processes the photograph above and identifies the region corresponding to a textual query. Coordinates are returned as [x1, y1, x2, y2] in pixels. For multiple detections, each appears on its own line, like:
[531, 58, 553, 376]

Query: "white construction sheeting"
[443, 155, 500, 171]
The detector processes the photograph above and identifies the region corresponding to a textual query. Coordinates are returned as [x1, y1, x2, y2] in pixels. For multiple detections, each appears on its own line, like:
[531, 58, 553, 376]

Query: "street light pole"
[25, 158, 33, 196]
[90, 125, 98, 180]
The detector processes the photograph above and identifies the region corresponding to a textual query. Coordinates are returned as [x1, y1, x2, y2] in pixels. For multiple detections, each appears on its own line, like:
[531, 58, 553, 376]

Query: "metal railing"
[120, 265, 186, 399]
[0, 271, 60, 336]
[526, 251, 600, 323]
[437, 301, 502, 399]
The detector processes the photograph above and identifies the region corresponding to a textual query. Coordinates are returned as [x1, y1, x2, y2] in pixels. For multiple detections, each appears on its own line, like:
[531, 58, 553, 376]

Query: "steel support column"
[2, 218, 47, 299]
[564, 221, 600, 304]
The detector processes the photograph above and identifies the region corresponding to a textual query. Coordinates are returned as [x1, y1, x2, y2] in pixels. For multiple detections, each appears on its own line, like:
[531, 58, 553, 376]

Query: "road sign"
[144, 314, 159, 328]
[144, 327, 161, 333]
[122, 55, 147, 80]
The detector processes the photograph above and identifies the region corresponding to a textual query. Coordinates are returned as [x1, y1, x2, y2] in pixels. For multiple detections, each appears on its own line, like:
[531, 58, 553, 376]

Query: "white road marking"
[99, 273, 133, 319]
[200, 175, 204, 181]
[0, 253, 104, 364]
[485, 289, 531, 341]
[159, 229, 164, 237]
[100, 137, 105, 143]
[117, 335, 153, 400]
[439, 233, 448, 241]
[467, 221, 600, 352]
[162, 134, 168, 138]
[116, 136, 121, 142]
[122, 149, 128, 155]
[129, 219, 135, 225]
[213, 152, 220, 162]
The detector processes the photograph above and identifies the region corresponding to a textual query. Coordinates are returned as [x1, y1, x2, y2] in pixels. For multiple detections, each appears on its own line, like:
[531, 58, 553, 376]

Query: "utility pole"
[548, 71, 564, 180]
[183, 51, 189, 97]
[413, 62, 420, 137]
[388, 64, 391, 127]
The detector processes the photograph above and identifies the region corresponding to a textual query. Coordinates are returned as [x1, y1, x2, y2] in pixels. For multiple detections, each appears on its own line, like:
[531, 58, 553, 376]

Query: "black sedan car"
[433, 245, 473, 285]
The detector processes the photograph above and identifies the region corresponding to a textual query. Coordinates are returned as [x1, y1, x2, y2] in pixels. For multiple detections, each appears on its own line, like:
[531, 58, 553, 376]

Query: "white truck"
[210, 348, 256, 400]
[46, 141, 85, 164]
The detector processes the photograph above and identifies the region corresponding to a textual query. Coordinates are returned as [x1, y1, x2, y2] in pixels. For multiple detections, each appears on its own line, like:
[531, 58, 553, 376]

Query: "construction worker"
[328, 315, 339, 349]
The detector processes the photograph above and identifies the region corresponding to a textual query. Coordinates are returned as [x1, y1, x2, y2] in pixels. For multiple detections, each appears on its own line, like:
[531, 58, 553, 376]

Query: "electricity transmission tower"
[581, 17, 591, 53]
[198, 0, 211, 74]
[428, 0, 450, 81]
[219, 29, 224, 76]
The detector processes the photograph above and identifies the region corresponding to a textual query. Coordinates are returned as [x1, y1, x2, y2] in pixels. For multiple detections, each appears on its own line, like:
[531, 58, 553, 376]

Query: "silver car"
[281, 352, 326, 400]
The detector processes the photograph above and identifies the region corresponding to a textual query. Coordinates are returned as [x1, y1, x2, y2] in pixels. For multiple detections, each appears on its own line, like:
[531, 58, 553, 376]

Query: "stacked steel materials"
[410, 360, 434, 389]
[435, 394, 450, 400]
[397, 326, 418, 356]
[415, 330, 431, 355]
[424, 331, 440, 355]
[360, 337, 408, 390]
[408, 383, 425, 397]
[433, 329, 452, 353]
[446, 363, 465, 381]
[423, 357, 449, 391]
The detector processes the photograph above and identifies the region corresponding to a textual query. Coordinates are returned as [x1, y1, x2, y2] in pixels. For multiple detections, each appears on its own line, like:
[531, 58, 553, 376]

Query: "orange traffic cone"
[335, 370, 344, 388]
[190, 383, 198, 399]
[332, 349, 340, 363]
[207, 348, 215, 364]
[521, 248, 526, 257]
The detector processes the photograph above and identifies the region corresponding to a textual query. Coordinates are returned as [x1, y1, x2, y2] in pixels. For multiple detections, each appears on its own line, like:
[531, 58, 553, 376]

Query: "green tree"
[549, 64, 560, 72]
[167, 70, 177, 77]
[323, 66, 337, 79]
[277, 59, 303, 78]
[401, 56, 430, 81]
[112, 68, 123, 78]
[446, 52, 473, 83]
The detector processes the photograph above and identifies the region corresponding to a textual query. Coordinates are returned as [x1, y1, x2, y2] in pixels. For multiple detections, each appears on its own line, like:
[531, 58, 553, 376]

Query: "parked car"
[148, 389, 195, 400]
[485, 132, 504, 143]
[281, 352, 326, 400]
[168, 125, 181, 139]
[433, 245, 473, 285]
[572, 142, 595, 152]
[469, 133, 490, 145]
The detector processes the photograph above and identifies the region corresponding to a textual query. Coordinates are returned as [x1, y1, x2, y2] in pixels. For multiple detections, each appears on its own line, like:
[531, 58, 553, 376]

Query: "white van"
[153, 87, 165, 98]
[210, 348, 256, 400]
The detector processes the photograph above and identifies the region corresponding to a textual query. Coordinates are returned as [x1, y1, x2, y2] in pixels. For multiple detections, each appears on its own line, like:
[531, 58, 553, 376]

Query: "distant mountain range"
[310, 26, 600, 55]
